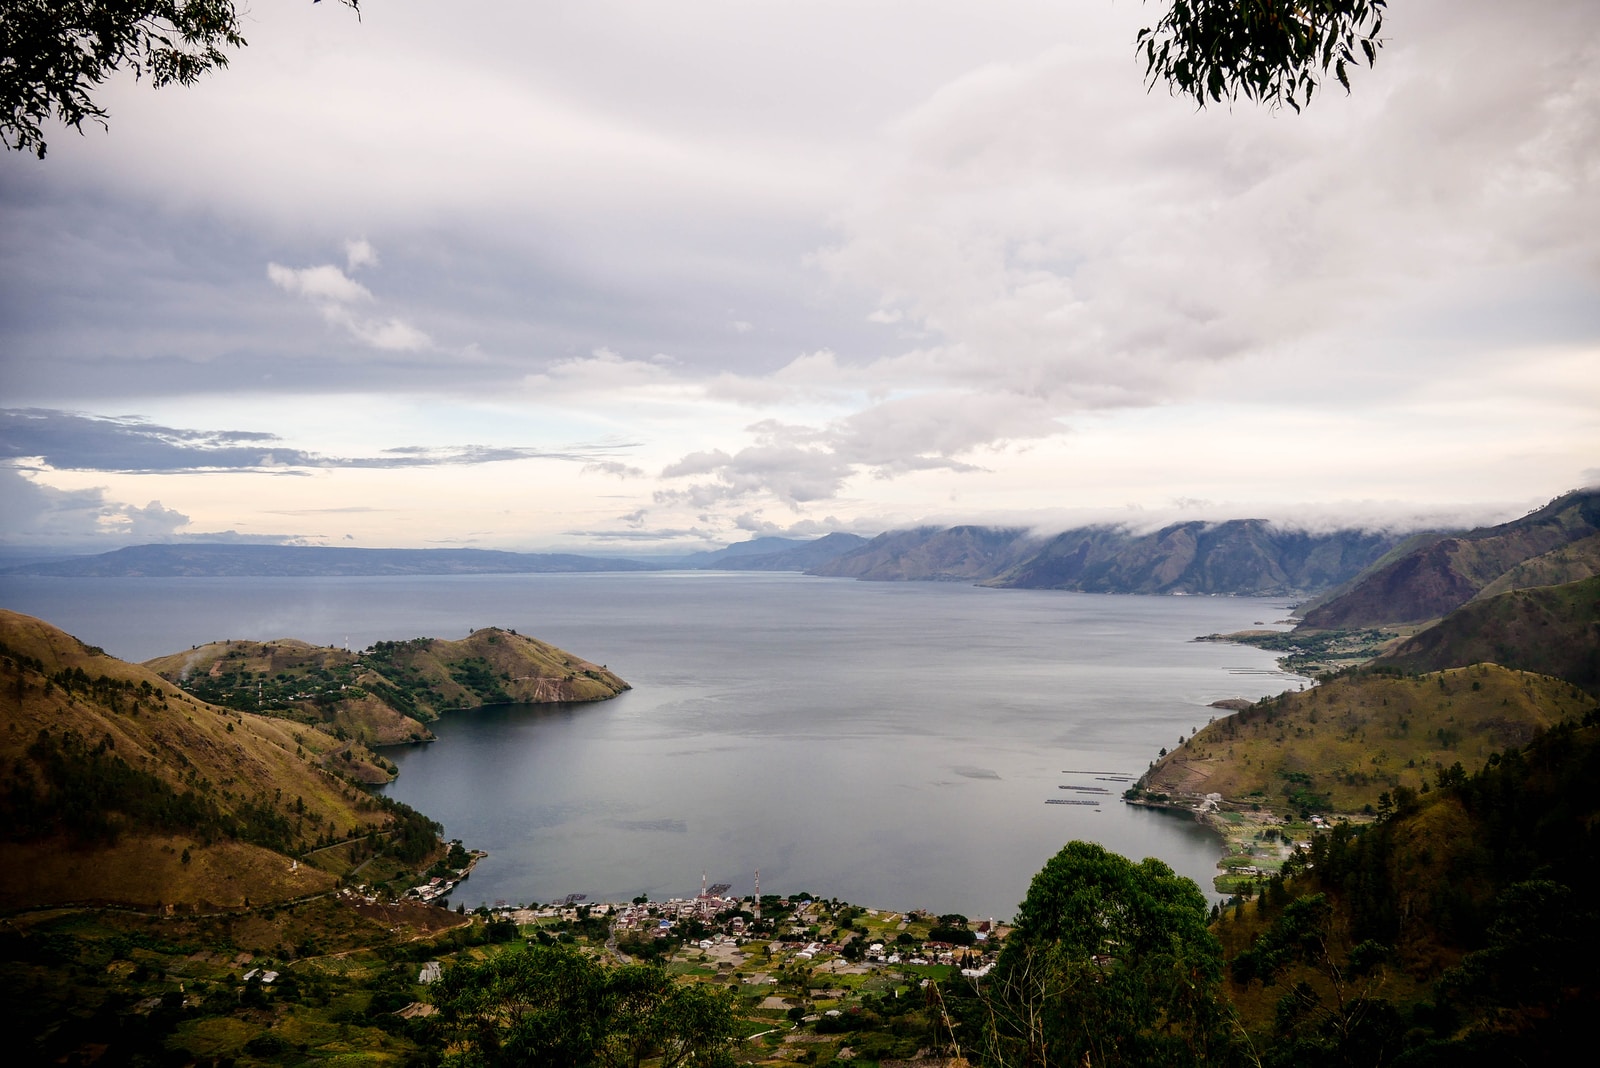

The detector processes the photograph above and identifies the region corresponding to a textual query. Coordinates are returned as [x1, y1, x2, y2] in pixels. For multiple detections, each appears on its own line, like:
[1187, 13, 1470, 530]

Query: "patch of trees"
[369, 793, 442, 866]
[429, 942, 736, 1067]
[977, 841, 1230, 1067]
[447, 656, 513, 705]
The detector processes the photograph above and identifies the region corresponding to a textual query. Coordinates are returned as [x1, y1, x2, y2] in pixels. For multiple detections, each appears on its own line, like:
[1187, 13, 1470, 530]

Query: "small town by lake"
[0, 571, 1306, 917]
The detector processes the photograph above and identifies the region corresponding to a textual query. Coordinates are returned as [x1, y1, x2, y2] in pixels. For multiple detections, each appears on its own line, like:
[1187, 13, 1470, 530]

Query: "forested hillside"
[1214, 717, 1600, 1064]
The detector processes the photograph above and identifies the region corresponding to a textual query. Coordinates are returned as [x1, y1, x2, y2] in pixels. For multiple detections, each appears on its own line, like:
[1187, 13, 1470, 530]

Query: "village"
[364, 869, 1011, 1037]
[481, 879, 1004, 979]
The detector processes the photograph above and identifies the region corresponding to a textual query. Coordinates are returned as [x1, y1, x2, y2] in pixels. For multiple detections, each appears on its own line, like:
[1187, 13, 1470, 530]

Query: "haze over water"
[0, 572, 1305, 917]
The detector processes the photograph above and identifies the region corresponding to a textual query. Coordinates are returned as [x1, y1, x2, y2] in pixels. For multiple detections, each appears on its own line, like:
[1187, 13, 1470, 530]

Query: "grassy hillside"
[1471, 529, 1600, 599]
[1136, 664, 1591, 815]
[142, 627, 630, 749]
[1299, 487, 1600, 630]
[0, 610, 443, 911]
[1377, 576, 1600, 694]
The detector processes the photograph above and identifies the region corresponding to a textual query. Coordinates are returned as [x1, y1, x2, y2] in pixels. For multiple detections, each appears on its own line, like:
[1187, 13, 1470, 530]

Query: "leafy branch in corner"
[0, 0, 360, 158]
[1139, 1, 1387, 112]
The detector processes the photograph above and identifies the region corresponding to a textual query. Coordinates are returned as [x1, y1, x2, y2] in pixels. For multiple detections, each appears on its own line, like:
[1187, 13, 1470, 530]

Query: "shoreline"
[1123, 796, 1300, 895]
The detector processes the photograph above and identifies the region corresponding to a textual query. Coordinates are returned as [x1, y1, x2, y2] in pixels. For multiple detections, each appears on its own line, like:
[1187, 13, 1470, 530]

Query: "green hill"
[142, 627, 630, 752]
[1137, 664, 1591, 815]
[1472, 529, 1600, 599]
[1376, 576, 1600, 694]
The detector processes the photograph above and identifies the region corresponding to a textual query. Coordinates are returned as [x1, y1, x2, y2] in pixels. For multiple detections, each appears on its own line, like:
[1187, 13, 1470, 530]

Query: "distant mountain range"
[10, 491, 1599, 616]
[3, 523, 1407, 598]
[0, 536, 871, 578]
[0, 543, 662, 577]
[810, 520, 1410, 598]
[673, 532, 871, 571]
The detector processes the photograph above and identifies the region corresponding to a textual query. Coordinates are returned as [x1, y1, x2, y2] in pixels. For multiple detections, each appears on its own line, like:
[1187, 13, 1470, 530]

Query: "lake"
[0, 571, 1304, 918]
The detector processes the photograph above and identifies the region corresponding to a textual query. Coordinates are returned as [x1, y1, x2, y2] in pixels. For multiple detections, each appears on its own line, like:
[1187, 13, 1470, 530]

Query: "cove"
[0, 571, 1304, 917]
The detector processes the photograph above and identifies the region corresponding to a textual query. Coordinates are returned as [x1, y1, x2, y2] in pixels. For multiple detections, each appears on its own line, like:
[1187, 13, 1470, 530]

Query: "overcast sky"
[1, 0, 1596, 554]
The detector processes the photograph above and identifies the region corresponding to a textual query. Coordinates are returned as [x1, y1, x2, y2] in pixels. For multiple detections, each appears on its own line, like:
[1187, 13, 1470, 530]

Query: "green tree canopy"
[430, 942, 736, 1068]
[987, 840, 1229, 1067]
[1138, 1, 1388, 112]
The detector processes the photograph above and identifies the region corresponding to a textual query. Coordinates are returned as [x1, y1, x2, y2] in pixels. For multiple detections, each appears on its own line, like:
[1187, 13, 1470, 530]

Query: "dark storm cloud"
[0, 409, 638, 473]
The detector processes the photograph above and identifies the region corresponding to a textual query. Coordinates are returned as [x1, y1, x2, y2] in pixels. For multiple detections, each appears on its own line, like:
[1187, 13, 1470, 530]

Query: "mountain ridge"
[1298, 487, 1600, 630]
[810, 519, 1411, 596]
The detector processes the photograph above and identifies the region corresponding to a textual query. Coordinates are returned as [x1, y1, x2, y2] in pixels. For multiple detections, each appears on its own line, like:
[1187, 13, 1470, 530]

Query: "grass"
[1141, 664, 1589, 817]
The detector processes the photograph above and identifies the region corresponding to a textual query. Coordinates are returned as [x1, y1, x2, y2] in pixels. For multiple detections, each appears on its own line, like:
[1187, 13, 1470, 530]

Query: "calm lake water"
[1, 572, 1304, 917]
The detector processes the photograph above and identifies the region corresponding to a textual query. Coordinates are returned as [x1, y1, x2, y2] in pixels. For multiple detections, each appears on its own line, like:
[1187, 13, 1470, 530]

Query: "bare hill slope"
[0, 610, 430, 910]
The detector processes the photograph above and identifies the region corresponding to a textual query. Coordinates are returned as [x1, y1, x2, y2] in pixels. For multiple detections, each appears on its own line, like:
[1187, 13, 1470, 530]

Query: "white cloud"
[267, 247, 434, 353]
[0, 467, 191, 546]
[3, 1, 1596, 551]
[585, 460, 646, 479]
[816, 0, 1600, 423]
[344, 238, 379, 270]
[333, 312, 433, 352]
[266, 263, 372, 304]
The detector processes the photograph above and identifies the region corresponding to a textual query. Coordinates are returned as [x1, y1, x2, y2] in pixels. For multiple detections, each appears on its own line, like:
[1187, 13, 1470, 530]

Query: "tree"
[431, 943, 736, 1068]
[1138, 1, 1387, 112]
[985, 841, 1231, 1067]
[0, 1, 359, 158]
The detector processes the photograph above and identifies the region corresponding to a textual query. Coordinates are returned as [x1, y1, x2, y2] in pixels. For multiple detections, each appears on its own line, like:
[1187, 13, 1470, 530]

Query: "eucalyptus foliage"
[1139, 0, 1388, 112]
[0, 0, 357, 157]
